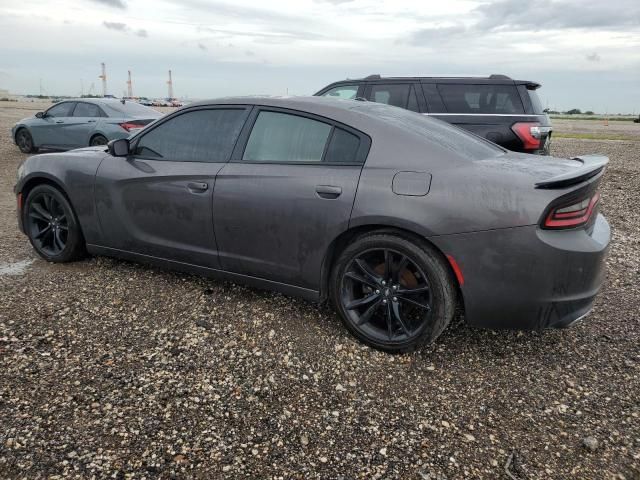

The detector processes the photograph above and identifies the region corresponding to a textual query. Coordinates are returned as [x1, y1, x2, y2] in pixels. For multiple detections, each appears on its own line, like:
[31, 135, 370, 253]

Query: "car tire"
[16, 128, 38, 154]
[90, 134, 109, 147]
[330, 233, 456, 353]
[23, 184, 86, 263]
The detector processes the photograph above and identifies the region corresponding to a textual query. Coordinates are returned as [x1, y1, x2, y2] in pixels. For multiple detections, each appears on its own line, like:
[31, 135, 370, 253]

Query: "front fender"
[15, 149, 109, 244]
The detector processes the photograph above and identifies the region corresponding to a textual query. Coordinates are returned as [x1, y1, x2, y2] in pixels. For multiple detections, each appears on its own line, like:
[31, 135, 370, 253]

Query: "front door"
[214, 108, 369, 291]
[94, 106, 250, 268]
[30, 101, 77, 148]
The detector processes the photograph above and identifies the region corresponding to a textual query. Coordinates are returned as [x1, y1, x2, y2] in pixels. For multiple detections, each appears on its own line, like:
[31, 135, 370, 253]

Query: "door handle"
[315, 185, 342, 199]
[187, 182, 209, 192]
[55, 120, 64, 124]
[88, 120, 96, 123]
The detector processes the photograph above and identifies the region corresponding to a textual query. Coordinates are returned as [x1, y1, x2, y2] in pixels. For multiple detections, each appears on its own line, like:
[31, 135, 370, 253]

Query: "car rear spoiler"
[535, 155, 609, 189]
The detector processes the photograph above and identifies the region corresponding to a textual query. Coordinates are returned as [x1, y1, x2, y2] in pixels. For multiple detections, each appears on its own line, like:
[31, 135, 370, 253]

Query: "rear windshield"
[102, 101, 161, 117]
[437, 84, 524, 114]
[527, 88, 544, 114]
[356, 102, 504, 159]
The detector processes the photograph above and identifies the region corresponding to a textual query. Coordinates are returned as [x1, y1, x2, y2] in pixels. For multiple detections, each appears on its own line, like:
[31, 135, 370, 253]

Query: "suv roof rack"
[361, 73, 513, 80]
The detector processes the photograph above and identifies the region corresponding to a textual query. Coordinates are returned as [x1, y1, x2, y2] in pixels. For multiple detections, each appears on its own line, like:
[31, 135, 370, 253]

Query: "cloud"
[405, 25, 467, 45]
[474, 0, 640, 31]
[198, 42, 207, 51]
[245, 50, 255, 56]
[102, 22, 149, 38]
[89, 0, 126, 9]
[586, 52, 601, 62]
[313, 0, 353, 3]
[103, 21, 128, 31]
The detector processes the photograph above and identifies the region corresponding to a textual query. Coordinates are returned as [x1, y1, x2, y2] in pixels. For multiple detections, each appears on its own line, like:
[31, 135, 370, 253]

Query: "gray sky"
[1, 0, 639, 113]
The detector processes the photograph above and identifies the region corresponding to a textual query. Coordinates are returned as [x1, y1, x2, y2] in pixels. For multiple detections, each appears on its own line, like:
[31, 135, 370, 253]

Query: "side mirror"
[35, 112, 45, 119]
[108, 138, 130, 156]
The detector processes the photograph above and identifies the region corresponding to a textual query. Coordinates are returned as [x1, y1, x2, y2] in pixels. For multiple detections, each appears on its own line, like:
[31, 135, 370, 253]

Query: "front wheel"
[24, 184, 86, 263]
[331, 233, 456, 353]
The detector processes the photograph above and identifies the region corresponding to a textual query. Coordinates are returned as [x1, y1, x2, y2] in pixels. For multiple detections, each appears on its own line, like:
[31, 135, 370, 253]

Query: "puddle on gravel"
[0, 259, 35, 276]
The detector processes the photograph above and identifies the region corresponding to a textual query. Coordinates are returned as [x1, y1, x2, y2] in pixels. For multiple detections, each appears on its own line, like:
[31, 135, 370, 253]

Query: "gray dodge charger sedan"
[14, 96, 610, 352]
[12, 98, 162, 153]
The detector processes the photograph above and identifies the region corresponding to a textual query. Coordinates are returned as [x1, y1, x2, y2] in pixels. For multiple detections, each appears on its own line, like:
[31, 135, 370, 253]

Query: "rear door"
[66, 102, 105, 148]
[213, 108, 370, 291]
[30, 101, 77, 148]
[94, 106, 250, 268]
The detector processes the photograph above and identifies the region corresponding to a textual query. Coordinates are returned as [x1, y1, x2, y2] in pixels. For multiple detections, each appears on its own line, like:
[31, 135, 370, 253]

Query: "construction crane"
[167, 69, 174, 100]
[98, 63, 107, 97]
[126, 70, 133, 98]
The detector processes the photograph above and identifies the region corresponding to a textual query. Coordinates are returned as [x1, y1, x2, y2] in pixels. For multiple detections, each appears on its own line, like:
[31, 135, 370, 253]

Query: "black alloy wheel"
[24, 184, 85, 262]
[332, 233, 456, 353]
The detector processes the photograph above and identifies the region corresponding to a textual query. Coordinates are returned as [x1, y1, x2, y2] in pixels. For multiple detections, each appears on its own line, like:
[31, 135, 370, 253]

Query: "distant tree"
[566, 108, 582, 115]
[585, 111, 595, 115]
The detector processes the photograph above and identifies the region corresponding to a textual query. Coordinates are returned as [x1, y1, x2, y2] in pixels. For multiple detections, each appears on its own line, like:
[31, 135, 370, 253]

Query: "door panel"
[30, 102, 76, 147]
[67, 102, 104, 147]
[213, 163, 361, 289]
[93, 106, 250, 268]
[94, 158, 224, 268]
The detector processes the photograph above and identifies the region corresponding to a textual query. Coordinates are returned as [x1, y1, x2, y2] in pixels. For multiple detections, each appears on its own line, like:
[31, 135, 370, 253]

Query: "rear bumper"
[430, 214, 610, 330]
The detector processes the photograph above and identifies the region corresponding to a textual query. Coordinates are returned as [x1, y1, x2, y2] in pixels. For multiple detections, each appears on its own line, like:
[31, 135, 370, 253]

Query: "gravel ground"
[0, 102, 639, 479]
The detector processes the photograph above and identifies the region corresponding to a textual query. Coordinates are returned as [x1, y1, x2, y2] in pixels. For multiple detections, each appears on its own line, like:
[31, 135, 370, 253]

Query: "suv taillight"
[544, 192, 600, 229]
[512, 122, 541, 150]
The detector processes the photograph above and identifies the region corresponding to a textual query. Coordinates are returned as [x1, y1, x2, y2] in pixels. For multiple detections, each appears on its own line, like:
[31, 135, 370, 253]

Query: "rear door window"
[243, 111, 331, 163]
[368, 84, 418, 110]
[320, 85, 359, 100]
[73, 102, 103, 117]
[437, 84, 524, 114]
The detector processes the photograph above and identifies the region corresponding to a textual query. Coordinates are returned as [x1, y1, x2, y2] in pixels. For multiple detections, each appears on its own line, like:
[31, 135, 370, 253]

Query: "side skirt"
[86, 244, 321, 302]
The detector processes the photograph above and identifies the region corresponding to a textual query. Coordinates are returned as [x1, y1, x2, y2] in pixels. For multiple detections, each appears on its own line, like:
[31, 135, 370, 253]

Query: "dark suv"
[315, 74, 552, 155]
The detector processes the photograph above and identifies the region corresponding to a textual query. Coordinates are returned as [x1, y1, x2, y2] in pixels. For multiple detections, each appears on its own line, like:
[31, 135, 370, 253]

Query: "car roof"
[183, 95, 439, 134]
[55, 98, 136, 106]
[321, 74, 540, 88]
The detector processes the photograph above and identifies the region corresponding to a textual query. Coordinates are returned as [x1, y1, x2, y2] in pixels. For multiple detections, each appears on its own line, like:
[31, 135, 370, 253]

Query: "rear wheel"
[90, 134, 108, 147]
[331, 233, 456, 353]
[24, 184, 86, 263]
[16, 128, 38, 154]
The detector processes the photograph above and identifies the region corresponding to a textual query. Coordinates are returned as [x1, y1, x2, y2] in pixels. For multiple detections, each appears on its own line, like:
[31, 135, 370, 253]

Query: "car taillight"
[119, 122, 143, 132]
[544, 191, 600, 229]
[512, 122, 541, 150]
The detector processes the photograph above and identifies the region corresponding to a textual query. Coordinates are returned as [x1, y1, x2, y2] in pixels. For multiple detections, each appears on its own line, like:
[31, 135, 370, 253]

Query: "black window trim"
[129, 104, 251, 163]
[231, 106, 371, 167]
